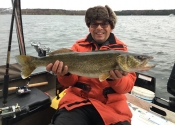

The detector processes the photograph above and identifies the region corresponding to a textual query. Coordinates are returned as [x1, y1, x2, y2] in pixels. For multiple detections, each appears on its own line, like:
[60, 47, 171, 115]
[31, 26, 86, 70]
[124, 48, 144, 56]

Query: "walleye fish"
[15, 49, 155, 82]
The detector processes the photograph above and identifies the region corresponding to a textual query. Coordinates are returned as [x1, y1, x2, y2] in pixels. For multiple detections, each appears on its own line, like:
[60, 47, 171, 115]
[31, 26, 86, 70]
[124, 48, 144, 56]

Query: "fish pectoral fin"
[48, 48, 73, 56]
[99, 73, 110, 82]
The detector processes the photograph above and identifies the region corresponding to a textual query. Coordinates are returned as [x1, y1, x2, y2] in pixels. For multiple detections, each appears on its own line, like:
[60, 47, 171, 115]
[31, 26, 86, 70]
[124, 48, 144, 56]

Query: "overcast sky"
[0, 0, 175, 11]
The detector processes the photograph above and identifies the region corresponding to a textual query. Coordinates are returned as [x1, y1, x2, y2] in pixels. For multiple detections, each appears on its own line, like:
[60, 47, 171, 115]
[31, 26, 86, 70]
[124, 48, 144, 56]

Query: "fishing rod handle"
[27, 81, 48, 87]
[7, 82, 48, 91]
[8, 87, 18, 91]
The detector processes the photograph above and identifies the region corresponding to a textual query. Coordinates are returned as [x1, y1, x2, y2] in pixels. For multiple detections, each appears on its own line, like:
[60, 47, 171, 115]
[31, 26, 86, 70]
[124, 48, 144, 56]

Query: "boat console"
[167, 63, 175, 96]
[134, 64, 175, 113]
[153, 63, 175, 112]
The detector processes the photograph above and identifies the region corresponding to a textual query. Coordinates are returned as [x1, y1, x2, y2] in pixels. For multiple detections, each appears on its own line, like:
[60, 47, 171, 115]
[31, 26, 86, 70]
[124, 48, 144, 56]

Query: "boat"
[169, 14, 175, 17]
[0, 0, 175, 125]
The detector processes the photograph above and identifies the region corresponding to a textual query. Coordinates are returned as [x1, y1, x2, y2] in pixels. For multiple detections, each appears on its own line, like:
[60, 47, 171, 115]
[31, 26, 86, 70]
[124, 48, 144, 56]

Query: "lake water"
[0, 15, 175, 99]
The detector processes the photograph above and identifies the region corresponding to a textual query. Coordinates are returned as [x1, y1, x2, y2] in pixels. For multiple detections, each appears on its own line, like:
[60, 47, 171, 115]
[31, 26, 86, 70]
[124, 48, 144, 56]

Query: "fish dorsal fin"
[99, 73, 110, 82]
[48, 48, 73, 56]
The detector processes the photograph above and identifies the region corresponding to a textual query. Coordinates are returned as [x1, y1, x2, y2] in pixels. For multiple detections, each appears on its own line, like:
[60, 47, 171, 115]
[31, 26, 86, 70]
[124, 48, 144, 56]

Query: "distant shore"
[0, 8, 175, 15]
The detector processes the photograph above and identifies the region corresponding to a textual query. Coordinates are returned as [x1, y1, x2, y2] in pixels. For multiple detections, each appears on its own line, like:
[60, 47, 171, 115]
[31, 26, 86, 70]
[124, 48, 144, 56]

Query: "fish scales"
[34, 52, 119, 75]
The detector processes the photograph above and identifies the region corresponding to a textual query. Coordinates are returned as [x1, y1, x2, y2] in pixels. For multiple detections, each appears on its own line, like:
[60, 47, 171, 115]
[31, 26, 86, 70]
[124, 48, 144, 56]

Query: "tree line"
[1, 8, 175, 15]
[116, 10, 175, 15]
[21, 9, 86, 15]
[21, 9, 175, 15]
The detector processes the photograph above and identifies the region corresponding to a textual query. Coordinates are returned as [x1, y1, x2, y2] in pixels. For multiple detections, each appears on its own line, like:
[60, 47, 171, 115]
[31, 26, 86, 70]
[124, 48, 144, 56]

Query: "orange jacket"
[57, 33, 136, 125]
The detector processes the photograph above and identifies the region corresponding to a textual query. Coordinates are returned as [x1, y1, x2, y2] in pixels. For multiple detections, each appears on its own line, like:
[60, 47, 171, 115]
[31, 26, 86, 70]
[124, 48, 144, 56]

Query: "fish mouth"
[140, 64, 156, 71]
[128, 64, 156, 72]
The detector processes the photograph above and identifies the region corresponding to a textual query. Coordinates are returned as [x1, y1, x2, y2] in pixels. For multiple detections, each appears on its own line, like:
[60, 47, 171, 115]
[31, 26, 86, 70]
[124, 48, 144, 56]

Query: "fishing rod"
[3, 0, 26, 106]
[12, 0, 26, 55]
[0, 82, 48, 94]
[2, 0, 17, 106]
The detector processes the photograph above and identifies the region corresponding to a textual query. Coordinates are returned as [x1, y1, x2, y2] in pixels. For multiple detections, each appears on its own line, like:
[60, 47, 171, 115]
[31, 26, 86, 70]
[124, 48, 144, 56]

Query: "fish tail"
[15, 55, 37, 79]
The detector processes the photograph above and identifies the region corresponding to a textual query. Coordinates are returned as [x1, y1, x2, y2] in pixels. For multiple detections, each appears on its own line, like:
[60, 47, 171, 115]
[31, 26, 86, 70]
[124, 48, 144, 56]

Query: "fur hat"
[85, 5, 117, 29]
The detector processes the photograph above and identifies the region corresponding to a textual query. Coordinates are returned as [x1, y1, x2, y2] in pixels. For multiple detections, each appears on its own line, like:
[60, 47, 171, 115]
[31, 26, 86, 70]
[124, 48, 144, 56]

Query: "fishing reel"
[16, 77, 31, 95]
[31, 42, 51, 57]
[8, 80, 48, 95]
[0, 104, 21, 118]
[16, 86, 31, 95]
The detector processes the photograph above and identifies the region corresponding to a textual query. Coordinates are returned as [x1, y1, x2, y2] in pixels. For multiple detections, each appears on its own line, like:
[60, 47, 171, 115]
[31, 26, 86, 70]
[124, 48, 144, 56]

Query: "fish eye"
[136, 56, 145, 60]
